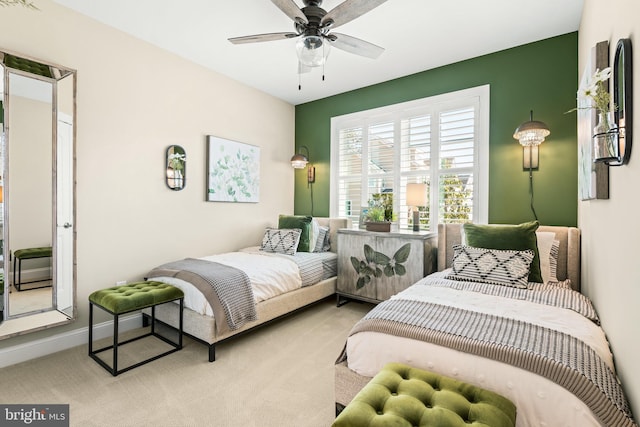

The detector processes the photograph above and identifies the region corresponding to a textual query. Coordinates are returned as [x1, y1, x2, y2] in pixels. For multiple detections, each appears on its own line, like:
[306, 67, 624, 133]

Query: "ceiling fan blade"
[328, 33, 384, 59]
[271, 0, 308, 25]
[228, 32, 299, 44]
[321, 0, 388, 29]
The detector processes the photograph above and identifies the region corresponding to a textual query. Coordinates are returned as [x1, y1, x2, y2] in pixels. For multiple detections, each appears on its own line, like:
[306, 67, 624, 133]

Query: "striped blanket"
[147, 258, 256, 333]
[343, 273, 637, 427]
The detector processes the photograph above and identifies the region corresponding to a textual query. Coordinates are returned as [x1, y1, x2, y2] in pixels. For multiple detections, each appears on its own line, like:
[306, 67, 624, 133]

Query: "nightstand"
[336, 228, 437, 305]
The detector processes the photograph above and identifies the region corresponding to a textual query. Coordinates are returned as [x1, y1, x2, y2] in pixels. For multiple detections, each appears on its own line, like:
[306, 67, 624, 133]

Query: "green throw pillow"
[463, 221, 542, 283]
[278, 215, 313, 252]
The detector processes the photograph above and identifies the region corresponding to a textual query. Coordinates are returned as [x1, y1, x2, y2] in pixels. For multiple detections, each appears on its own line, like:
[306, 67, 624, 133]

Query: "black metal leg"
[178, 299, 183, 349]
[113, 313, 119, 376]
[208, 344, 215, 362]
[88, 303, 94, 355]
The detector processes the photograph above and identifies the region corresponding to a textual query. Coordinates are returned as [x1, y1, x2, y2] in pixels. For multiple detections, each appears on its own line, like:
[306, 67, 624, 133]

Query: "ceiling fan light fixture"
[296, 35, 330, 67]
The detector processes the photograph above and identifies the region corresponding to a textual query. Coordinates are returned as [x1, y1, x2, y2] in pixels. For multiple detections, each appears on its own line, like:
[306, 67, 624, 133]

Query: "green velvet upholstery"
[463, 221, 542, 283]
[3, 54, 53, 78]
[278, 214, 313, 252]
[89, 281, 184, 314]
[333, 363, 516, 427]
[13, 246, 52, 260]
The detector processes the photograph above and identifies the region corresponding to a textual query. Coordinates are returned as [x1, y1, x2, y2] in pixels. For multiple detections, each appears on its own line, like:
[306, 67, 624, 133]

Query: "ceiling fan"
[228, 0, 388, 71]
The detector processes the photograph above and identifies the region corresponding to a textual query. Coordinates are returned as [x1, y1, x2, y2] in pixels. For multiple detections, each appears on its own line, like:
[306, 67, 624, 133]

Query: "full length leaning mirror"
[0, 48, 76, 338]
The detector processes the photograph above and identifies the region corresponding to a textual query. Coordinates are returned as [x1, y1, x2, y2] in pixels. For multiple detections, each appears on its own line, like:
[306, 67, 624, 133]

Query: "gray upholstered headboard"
[436, 224, 581, 291]
[315, 217, 351, 253]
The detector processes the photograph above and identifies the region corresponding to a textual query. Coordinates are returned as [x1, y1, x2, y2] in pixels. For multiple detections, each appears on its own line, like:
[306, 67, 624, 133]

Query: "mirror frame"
[613, 38, 633, 165]
[0, 48, 77, 338]
[166, 145, 186, 190]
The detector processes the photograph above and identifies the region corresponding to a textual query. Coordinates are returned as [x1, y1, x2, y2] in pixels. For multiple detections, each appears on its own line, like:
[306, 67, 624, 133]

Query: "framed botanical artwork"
[206, 135, 260, 203]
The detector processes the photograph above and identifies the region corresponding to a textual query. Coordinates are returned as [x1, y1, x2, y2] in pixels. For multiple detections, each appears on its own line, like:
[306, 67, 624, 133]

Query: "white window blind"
[331, 85, 489, 231]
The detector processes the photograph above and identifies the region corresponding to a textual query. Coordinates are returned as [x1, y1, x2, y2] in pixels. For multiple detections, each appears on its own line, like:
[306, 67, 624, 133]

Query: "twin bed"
[335, 223, 638, 427]
[143, 217, 348, 362]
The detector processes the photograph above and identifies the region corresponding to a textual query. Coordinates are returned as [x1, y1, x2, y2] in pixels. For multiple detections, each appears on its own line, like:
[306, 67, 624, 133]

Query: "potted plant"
[365, 194, 393, 232]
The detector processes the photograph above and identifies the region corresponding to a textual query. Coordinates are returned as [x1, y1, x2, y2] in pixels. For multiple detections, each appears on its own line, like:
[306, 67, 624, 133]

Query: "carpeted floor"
[0, 297, 373, 427]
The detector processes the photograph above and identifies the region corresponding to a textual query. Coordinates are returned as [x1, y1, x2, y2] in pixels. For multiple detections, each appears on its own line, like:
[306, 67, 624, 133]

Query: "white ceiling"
[52, 0, 584, 105]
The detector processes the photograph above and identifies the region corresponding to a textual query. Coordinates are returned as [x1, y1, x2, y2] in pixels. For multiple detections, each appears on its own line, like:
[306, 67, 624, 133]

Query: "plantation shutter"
[331, 85, 488, 230]
[436, 106, 475, 225]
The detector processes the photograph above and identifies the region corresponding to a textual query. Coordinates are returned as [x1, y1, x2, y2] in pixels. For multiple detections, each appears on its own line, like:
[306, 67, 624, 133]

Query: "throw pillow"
[260, 228, 301, 256]
[314, 226, 330, 252]
[309, 219, 320, 252]
[548, 239, 560, 283]
[536, 231, 555, 284]
[463, 221, 542, 283]
[447, 245, 535, 289]
[278, 215, 313, 252]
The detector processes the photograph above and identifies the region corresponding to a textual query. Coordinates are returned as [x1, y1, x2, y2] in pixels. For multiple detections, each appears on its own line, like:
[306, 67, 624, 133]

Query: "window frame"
[330, 85, 490, 230]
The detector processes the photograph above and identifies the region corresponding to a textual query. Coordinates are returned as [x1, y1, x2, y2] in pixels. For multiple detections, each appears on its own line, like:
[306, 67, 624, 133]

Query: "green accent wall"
[294, 32, 578, 226]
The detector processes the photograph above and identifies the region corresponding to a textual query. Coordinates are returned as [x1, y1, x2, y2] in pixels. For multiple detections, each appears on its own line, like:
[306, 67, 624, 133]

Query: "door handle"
[63, 222, 72, 229]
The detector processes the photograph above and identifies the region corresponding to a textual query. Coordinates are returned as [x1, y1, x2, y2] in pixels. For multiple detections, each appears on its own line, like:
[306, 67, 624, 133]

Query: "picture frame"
[206, 135, 260, 203]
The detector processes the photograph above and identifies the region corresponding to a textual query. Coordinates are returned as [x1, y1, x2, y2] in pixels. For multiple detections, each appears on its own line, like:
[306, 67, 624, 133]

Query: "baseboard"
[13, 266, 52, 283]
[0, 313, 142, 368]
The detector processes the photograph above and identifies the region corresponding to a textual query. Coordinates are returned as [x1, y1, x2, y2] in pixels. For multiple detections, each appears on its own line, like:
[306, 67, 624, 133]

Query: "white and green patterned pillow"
[313, 226, 331, 252]
[260, 228, 301, 256]
[447, 244, 535, 289]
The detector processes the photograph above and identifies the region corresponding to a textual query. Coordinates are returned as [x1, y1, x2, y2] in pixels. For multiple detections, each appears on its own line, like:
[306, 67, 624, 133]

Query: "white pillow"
[308, 219, 320, 253]
[536, 231, 556, 284]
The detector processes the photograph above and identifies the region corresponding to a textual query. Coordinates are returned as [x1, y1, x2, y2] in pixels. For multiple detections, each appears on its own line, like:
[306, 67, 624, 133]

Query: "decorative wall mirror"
[166, 145, 186, 190]
[612, 38, 633, 165]
[0, 48, 76, 338]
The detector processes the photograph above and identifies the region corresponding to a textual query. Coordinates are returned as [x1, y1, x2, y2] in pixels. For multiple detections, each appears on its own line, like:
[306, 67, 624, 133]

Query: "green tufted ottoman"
[333, 363, 516, 427]
[88, 281, 184, 376]
[12, 246, 52, 291]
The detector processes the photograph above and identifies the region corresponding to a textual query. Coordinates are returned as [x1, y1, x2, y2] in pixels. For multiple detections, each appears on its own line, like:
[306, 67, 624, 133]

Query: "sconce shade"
[290, 153, 309, 169]
[291, 145, 311, 169]
[513, 111, 550, 146]
[406, 183, 428, 206]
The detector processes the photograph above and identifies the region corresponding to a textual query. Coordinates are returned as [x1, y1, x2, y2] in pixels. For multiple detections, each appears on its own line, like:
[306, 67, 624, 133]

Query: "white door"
[56, 113, 73, 316]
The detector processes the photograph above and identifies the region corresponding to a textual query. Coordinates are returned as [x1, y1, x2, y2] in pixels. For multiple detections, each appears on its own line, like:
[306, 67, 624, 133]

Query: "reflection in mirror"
[0, 49, 76, 337]
[166, 145, 186, 190]
[613, 38, 633, 166]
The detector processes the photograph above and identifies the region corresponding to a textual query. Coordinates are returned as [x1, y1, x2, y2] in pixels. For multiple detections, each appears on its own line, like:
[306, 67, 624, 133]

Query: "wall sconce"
[166, 145, 186, 191]
[290, 145, 315, 187]
[406, 183, 427, 232]
[513, 110, 550, 170]
[514, 111, 550, 221]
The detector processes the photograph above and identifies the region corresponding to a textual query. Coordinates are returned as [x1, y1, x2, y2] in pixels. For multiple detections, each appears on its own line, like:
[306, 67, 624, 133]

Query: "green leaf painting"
[207, 136, 260, 203]
[351, 243, 411, 289]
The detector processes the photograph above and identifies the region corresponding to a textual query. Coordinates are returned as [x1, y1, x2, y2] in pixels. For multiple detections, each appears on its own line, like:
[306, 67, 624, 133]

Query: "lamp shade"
[290, 153, 308, 169]
[406, 183, 427, 206]
[513, 110, 550, 146]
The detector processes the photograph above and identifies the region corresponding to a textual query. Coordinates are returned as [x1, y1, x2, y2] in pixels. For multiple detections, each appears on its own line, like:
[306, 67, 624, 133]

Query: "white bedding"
[346, 275, 616, 427]
[152, 248, 302, 316]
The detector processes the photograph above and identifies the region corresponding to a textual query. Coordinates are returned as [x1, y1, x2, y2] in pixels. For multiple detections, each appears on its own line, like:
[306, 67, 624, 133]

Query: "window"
[330, 85, 489, 231]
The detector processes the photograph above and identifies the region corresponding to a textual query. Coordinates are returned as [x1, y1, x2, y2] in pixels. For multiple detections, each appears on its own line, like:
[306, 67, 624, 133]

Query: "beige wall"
[579, 0, 640, 416]
[8, 96, 52, 251]
[0, 1, 295, 346]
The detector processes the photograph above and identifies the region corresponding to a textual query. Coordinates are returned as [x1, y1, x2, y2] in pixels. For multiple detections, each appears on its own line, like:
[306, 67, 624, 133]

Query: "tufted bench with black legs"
[333, 362, 516, 427]
[12, 246, 52, 291]
[89, 281, 184, 376]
